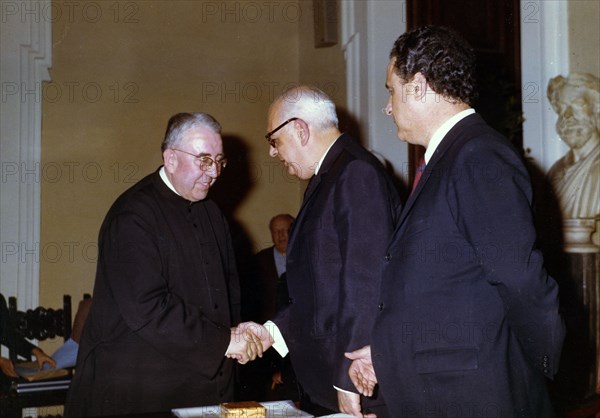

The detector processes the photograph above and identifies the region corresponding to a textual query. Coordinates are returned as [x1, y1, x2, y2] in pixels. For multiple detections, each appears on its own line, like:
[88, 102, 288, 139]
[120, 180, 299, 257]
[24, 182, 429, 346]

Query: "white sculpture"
[547, 73, 600, 251]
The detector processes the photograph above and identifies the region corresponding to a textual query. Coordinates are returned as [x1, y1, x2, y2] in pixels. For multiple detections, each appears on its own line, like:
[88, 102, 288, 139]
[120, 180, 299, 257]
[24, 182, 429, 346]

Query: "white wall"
[342, 0, 409, 184]
[0, 0, 52, 308]
[520, 0, 570, 172]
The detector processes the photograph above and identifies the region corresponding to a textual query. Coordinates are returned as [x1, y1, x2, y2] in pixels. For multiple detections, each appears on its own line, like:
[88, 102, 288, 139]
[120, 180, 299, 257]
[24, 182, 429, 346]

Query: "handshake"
[225, 322, 274, 365]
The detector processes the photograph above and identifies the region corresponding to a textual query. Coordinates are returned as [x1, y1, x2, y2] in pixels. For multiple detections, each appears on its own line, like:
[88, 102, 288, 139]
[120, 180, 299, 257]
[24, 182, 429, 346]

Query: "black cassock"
[65, 168, 240, 417]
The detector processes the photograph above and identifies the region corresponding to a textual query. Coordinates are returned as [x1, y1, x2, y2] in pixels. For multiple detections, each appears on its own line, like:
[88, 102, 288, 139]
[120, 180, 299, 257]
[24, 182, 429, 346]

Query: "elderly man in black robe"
[65, 113, 264, 417]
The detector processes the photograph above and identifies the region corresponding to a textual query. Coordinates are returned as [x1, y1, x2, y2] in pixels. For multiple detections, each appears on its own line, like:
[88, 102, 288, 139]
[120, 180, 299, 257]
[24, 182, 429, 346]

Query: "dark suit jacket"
[372, 114, 565, 417]
[242, 247, 288, 324]
[251, 247, 281, 323]
[240, 249, 298, 402]
[273, 134, 401, 411]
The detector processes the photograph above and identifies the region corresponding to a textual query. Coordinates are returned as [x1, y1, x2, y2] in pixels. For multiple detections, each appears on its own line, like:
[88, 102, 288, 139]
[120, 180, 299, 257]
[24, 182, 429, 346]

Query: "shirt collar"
[159, 166, 180, 195]
[315, 137, 339, 175]
[424, 108, 475, 164]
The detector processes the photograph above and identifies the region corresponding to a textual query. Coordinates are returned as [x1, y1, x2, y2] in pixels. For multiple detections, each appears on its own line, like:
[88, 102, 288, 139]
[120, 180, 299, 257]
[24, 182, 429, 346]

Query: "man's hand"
[31, 347, 56, 370]
[237, 321, 274, 352]
[345, 345, 377, 397]
[272, 370, 283, 385]
[225, 322, 274, 364]
[337, 390, 377, 418]
[0, 357, 18, 377]
[225, 325, 261, 364]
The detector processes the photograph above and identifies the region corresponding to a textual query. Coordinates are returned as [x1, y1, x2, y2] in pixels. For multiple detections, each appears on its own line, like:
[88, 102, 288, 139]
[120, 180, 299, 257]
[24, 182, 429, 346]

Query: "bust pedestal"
[553, 219, 600, 407]
[564, 219, 599, 253]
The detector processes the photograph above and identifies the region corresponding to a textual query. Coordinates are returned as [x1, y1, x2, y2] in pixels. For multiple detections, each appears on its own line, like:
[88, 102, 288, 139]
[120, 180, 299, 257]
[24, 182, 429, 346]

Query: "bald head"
[269, 214, 294, 254]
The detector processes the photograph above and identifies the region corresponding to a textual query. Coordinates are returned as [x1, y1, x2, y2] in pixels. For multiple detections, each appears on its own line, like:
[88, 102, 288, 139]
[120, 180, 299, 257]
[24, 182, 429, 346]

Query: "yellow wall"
[39, 0, 346, 350]
[26, 0, 600, 354]
[569, 0, 600, 75]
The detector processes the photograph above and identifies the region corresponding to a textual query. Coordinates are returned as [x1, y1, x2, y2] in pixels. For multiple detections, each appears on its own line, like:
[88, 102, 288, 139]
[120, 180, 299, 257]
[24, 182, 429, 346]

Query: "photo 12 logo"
[1, 81, 140, 104]
[200, 81, 341, 104]
[1, 1, 141, 24]
[2, 241, 98, 264]
[200, 1, 302, 24]
[1, 161, 140, 185]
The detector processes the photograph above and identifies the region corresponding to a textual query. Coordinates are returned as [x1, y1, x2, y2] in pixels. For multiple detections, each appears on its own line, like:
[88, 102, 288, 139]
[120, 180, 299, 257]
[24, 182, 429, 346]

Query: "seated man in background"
[50, 296, 92, 369]
[253, 214, 295, 323]
[0, 294, 56, 390]
[239, 214, 300, 403]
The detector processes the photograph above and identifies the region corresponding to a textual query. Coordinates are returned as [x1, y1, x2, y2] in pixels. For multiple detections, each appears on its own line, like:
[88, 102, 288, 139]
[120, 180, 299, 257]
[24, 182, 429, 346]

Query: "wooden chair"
[1, 295, 78, 418]
[8, 295, 72, 359]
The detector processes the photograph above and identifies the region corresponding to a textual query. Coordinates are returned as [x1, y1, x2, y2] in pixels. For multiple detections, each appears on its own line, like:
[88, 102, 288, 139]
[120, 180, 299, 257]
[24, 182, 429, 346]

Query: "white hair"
[271, 85, 338, 130]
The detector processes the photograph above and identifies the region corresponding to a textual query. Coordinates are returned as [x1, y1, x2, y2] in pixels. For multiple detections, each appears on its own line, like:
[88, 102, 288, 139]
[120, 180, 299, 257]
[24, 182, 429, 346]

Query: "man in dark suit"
[260, 86, 401, 416]
[238, 214, 298, 402]
[253, 214, 294, 323]
[346, 26, 566, 417]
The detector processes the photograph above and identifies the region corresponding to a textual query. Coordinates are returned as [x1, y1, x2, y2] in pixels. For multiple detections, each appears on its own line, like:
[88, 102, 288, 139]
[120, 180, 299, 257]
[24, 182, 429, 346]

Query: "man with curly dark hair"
[389, 25, 478, 107]
[346, 26, 565, 417]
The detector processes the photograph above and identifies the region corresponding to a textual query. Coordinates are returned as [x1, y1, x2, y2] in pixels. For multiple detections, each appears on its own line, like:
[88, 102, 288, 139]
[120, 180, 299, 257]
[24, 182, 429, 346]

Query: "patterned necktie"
[411, 158, 426, 193]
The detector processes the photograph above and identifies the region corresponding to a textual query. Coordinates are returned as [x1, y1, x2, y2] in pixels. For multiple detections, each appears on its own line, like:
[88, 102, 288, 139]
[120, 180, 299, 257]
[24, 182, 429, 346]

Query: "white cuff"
[334, 385, 357, 395]
[263, 320, 289, 357]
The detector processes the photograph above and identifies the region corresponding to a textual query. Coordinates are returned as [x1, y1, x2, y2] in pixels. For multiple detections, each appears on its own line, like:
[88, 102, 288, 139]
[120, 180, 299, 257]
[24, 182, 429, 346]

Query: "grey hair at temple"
[161, 112, 222, 152]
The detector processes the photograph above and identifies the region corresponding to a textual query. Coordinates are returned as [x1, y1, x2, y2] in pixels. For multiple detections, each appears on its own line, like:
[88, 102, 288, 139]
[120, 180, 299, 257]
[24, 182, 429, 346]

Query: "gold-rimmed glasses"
[171, 149, 227, 171]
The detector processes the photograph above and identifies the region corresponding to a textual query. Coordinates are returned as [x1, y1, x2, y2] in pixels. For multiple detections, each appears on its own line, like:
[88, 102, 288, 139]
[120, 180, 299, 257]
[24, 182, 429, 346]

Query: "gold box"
[220, 401, 266, 418]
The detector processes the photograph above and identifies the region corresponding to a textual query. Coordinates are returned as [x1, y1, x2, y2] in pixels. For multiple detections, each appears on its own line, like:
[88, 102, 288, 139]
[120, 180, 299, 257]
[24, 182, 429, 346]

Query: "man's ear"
[163, 149, 178, 173]
[412, 72, 428, 101]
[294, 119, 310, 146]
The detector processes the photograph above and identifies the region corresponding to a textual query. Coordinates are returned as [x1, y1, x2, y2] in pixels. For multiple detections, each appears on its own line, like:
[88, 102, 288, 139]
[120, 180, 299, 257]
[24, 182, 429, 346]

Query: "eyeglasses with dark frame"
[265, 117, 299, 147]
[171, 148, 227, 171]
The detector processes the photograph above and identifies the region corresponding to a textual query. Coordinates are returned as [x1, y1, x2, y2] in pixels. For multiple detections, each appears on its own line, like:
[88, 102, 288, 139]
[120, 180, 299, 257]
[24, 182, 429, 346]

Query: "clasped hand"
[345, 345, 378, 397]
[225, 322, 273, 364]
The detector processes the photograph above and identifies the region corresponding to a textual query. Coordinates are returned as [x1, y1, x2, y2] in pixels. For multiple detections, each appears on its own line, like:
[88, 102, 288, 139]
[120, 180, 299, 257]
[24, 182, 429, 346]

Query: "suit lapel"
[395, 113, 480, 230]
[303, 173, 321, 201]
[286, 135, 348, 255]
[287, 174, 320, 254]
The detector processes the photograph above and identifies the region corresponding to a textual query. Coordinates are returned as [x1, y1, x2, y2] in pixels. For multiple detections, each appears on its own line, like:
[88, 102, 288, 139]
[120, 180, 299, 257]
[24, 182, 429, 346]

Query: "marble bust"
[546, 73, 600, 251]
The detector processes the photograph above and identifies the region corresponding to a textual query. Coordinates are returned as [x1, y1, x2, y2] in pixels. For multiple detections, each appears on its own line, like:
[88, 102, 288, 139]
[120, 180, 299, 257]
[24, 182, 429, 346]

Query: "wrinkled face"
[266, 107, 311, 180]
[163, 126, 224, 202]
[270, 216, 293, 254]
[554, 84, 597, 149]
[384, 58, 419, 143]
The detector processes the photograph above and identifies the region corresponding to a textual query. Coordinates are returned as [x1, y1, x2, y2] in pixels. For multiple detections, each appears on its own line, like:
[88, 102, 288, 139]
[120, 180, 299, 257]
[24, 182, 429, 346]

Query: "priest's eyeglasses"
[172, 149, 227, 171]
[265, 117, 299, 147]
